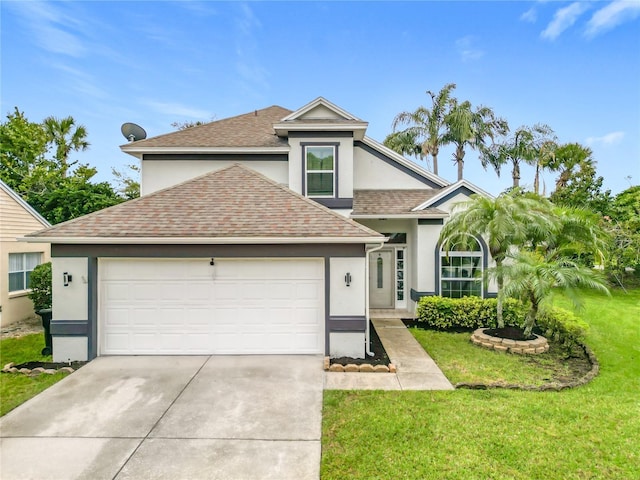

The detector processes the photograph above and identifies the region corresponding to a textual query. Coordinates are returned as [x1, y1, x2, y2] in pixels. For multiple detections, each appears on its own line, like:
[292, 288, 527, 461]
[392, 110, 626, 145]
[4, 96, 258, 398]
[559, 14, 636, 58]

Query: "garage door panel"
[100, 258, 324, 355]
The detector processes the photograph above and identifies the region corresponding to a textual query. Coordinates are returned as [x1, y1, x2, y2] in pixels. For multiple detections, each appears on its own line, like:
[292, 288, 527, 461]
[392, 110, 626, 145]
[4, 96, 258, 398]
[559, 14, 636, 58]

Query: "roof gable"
[0, 180, 51, 229]
[26, 165, 383, 243]
[412, 180, 493, 211]
[280, 97, 363, 122]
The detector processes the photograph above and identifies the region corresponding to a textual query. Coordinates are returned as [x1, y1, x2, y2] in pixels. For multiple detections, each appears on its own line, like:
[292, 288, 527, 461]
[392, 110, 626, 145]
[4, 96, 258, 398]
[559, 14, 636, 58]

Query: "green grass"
[409, 329, 580, 386]
[0, 334, 69, 416]
[322, 290, 640, 479]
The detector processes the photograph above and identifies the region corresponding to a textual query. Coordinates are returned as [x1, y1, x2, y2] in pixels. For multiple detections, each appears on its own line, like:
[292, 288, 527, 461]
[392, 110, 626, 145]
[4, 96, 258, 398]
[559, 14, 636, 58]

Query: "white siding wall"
[141, 160, 289, 195]
[52, 258, 88, 321]
[329, 257, 365, 316]
[353, 147, 432, 190]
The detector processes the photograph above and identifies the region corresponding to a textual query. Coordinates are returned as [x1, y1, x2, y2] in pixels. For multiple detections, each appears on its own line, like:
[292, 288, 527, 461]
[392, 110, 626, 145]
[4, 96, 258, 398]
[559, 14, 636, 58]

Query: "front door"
[369, 250, 394, 308]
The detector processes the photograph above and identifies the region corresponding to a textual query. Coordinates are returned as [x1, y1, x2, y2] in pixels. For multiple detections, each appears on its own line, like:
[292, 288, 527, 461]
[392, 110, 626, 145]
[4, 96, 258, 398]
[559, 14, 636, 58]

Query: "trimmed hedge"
[415, 295, 588, 348]
[416, 296, 525, 330]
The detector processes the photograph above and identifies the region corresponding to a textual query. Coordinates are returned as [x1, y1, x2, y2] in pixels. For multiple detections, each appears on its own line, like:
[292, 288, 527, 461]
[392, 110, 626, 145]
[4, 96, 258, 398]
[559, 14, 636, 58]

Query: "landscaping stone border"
[324, 357, 396, 373]
[456, 341, 599, 391]
[2, 362, 75, 376]
[471, 328, 549, 354]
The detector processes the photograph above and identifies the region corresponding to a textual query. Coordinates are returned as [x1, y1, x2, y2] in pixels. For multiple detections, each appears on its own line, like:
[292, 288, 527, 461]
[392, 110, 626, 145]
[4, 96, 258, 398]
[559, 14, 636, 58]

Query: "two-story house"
[23, 98, 495, 362]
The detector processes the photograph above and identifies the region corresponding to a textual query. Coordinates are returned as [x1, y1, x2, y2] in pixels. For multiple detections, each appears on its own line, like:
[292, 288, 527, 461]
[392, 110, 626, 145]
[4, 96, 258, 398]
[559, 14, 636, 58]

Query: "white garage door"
[99, 258, 324, 355]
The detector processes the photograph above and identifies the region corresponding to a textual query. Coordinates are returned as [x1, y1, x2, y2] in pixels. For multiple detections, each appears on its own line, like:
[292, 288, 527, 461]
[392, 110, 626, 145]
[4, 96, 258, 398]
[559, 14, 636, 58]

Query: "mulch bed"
[12, 361, 87, 370]
[330, 321, 390, 366]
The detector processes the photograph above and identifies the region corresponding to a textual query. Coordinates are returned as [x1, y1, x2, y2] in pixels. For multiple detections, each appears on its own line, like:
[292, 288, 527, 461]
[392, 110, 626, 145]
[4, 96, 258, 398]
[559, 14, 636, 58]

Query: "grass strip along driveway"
[0, 334, 69, 417]
[322, 290, 640, 479]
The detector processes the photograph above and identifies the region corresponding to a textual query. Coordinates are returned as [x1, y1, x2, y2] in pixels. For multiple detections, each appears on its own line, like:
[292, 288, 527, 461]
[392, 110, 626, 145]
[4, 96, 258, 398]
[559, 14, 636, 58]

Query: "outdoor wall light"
[63, 272, 73, 287]
[345, 272, 352, 287]
[210, 258, 215, 266]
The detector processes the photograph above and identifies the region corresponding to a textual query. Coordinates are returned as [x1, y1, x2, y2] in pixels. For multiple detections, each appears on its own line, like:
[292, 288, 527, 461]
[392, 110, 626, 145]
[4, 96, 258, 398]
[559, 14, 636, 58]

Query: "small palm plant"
[497, 251, 609, 337]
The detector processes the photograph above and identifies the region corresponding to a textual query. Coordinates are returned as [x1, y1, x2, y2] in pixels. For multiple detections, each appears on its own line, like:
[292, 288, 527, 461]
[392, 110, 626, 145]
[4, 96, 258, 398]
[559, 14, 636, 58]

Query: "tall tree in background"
[444, 100, 508, 181]
[1, 108, 123, 224]
[111, 163, 141, 199]
[391, 83, 456, 175]
[43, 115, 90, 177]
[480, 123, 556, 191]
[383, 130, 428, 169]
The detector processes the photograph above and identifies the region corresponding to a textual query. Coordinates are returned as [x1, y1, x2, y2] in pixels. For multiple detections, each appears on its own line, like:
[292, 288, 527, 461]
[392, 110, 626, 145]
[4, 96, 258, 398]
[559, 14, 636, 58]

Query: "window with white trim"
[305, 145, 335, 197]
[440, 237, 483, 298]
[8, 252, 42, 292]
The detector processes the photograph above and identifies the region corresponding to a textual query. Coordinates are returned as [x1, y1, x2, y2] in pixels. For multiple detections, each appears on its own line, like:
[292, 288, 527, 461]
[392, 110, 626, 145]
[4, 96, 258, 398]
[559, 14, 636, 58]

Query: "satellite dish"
[121, 122, 147, 142]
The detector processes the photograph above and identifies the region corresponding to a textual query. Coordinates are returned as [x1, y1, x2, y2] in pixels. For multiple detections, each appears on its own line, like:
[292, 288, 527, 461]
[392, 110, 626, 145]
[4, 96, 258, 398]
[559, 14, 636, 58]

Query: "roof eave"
[411, 179, 494, 211]
[19, 236, 386, 245]
[121, 146, 290, 155]
[273, 122, 368, 140]
[350, 214, 449, 219]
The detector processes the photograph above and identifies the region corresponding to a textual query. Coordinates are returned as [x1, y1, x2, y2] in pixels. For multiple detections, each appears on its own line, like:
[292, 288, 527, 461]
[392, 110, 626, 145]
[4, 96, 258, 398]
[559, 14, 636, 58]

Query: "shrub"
[415, 295, 588, 350]
[537, 306, 589, 350]
[28, 262, 52, 311]
[415, 296, 526, 330]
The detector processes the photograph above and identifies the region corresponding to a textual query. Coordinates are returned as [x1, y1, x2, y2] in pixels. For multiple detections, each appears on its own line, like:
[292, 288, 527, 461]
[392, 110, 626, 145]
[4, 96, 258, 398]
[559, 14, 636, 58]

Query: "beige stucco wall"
[0, 188, 51, 327]
[353, 147, 433, 190]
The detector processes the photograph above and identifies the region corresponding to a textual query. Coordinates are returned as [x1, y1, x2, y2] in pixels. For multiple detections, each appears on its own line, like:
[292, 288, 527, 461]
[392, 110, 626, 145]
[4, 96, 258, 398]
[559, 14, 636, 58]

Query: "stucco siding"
[141, 159, 289, 195]
[353, 146, 434, 190]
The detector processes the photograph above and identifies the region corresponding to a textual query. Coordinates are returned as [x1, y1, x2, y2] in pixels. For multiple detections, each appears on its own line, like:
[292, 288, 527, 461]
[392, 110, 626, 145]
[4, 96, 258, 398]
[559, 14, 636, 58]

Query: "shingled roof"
[352, 190, 447, 217]
[26, 165, 383, 242]
[121, 106, 292, 149]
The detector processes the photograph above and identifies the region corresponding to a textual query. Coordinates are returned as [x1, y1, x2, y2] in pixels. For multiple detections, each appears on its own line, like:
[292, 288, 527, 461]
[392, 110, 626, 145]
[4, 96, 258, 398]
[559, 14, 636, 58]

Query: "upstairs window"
[305, 145, 335, 197]
[9, 252, 42, 292]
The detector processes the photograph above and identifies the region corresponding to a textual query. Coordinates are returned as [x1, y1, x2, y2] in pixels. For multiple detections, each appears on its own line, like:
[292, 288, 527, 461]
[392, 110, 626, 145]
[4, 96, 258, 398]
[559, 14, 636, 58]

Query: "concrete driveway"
[0, 355, 323, 480]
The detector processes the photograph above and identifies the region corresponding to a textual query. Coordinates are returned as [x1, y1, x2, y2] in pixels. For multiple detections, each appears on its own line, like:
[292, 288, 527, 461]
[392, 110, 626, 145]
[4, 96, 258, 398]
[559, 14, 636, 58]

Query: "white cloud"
[5, 1, 87, 57]
[541, 2, 591, 40]
[521, 7, 538, 23]
[456, 36, 485, 62]
[586, 131, 625, 146]
[142, 101, 211, 119]
[585, 0, 640, 38]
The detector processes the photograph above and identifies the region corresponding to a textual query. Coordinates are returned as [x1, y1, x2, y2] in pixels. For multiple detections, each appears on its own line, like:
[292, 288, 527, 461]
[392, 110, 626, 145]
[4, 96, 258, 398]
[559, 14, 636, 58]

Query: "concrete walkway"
[324, 318, 454, 391]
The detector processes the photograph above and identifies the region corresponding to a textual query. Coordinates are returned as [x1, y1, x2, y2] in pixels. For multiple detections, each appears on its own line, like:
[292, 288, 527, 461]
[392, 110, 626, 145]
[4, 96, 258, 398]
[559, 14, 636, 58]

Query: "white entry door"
[369, 250, 394, 308]
[99, 258, 324, 355]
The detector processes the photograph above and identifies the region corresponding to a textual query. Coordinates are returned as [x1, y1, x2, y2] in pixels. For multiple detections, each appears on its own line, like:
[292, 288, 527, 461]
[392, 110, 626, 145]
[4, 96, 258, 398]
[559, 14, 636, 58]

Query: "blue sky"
[2, 0, 639, 196]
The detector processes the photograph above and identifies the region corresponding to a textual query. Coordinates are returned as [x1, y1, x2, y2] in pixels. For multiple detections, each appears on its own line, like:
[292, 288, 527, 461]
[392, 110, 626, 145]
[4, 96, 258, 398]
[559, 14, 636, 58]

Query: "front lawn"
[322, 290, 640, 479]
[0, 334, 69, 416]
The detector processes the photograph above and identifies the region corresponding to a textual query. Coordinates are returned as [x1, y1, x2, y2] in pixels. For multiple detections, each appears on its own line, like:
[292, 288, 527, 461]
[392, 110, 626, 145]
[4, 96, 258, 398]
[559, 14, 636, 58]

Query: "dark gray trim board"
[52, 243, 366, 258]
[289, 131, 353, 138]
[418, 219, 444, 225]
[143, 154, 288, 162]
[410, 289, 436, 302]
[324, 257, 330, 355]
[50, 320, 89, 335]
[354, 141, 442, 188]
[313, 198, 353, 209]
[88, 257, 98, 359]
[429, 186, 476, 208]
[328, 316, 366, 332]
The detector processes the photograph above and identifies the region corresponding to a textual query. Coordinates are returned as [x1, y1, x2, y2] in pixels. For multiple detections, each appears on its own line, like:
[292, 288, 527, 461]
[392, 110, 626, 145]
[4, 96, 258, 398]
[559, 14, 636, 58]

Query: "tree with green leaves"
[439, 188, 554, 327]
[391, 83, 457, 175]
[480, 123, 556, 191]
[43, 115, 90, 177]
[444, 100, 508, 181]
[111, 163, 140, 199]
[550, 150, 612, 216]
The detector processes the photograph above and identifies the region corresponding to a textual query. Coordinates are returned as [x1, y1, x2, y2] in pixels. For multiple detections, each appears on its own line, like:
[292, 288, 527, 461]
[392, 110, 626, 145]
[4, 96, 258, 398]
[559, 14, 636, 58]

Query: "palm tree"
[439, 189, 555, 327]
[392, 83, 456, 175]
[480, 123, 555, 191]
[548, 142, 593, 191]
[444, 100, 508, 181]
[42, 115, 89, 177]
[383, 130, 430, 170]
[499, 251, 609, 337]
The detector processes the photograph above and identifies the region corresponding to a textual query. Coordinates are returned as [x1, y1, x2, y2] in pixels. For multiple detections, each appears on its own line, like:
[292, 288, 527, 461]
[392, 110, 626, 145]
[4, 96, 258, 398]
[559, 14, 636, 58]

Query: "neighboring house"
[23, 97, 495, 362]
[0, 180, 51, 328]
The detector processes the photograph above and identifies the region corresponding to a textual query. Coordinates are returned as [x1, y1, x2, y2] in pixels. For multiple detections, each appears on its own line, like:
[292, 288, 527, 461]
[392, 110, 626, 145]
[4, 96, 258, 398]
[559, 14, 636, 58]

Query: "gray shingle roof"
[121, 106, 292, 149]
[28, 165, 383, 240]
[352, 190, 446, 216]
